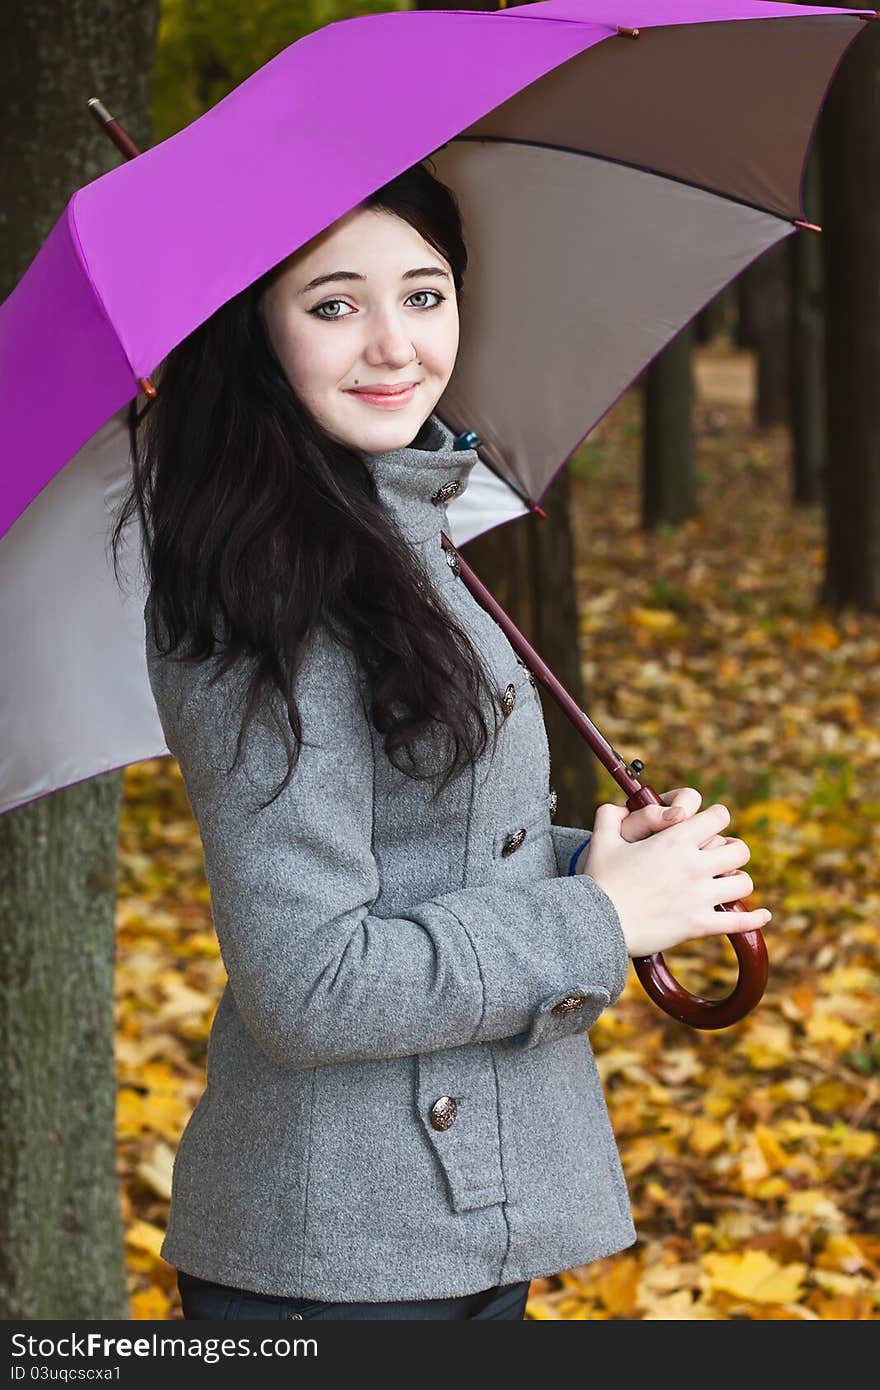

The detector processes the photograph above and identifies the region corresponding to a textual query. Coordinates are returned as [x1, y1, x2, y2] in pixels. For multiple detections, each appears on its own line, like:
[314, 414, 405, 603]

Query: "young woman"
[117, 161, 769, 1321]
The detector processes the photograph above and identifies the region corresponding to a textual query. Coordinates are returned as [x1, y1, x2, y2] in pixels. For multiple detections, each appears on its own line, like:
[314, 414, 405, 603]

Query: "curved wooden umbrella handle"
[440, 532, 768, 1029]
[630, 925, 769, 1030]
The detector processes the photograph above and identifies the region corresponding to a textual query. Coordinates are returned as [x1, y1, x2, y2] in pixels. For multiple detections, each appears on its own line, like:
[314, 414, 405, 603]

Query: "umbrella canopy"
[0, 0, 874, 814]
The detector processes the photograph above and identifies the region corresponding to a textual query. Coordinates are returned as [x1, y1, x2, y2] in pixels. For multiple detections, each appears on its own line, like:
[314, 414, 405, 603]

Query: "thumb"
[619, 800, 685, 843]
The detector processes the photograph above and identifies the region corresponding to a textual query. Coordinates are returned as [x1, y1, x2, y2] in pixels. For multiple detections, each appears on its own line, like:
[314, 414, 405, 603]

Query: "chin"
[322, 391, 441, 451]
[356, 407, 431, 441]
[363, 421, 423, 451]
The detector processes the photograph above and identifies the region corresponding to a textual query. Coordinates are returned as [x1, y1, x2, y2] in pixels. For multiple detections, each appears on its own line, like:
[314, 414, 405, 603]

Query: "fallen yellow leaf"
[688, 1119, 727, 1157]
[738, 799, 800, 829]
[126, 1219, 166, 1261]
[703, 1250, 807, 1305]
[626, 606, 680, 630]
[642, 1289, 723, 1320]
[595, 1254, 641, 1317]
[806, 1017, 856, 1045]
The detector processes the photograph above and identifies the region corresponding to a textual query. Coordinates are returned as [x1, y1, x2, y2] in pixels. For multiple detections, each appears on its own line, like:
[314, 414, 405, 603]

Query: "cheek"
[435, 312, 460, 369]
[431, 333, 459, 383]
[276, 324, 346, 393]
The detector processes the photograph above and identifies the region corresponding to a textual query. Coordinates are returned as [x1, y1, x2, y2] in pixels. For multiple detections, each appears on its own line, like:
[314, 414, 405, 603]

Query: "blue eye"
[309, 289, 446, 320]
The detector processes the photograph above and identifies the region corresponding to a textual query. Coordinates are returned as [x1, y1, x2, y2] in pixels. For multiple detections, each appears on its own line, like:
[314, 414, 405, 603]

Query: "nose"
[362, 305, 420, 368]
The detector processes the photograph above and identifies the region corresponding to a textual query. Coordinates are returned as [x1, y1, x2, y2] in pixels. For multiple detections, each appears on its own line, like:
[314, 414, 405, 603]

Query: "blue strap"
[567, 836, 592, 876]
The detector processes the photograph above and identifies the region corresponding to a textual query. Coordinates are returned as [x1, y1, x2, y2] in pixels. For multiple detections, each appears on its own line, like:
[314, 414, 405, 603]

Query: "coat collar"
[355, 411, 480, 545]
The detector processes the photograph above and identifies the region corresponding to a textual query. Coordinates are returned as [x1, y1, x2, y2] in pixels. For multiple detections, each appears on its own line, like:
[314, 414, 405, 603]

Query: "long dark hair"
[111, 159, 503, 811]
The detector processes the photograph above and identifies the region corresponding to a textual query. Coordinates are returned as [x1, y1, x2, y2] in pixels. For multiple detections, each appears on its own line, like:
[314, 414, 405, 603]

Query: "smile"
[346, 384, 418, 409]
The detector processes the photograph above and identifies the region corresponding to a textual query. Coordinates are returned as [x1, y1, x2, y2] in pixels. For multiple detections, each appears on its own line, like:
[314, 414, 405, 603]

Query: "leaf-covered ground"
[118, 343, 880, 1319]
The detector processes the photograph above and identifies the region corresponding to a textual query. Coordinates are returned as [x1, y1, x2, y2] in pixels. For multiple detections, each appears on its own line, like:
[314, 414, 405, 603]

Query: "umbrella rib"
[451, 132, 807, 229]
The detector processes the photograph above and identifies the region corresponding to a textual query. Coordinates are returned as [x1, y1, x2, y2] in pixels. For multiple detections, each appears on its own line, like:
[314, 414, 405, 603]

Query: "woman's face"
[259, 207, 460, 453]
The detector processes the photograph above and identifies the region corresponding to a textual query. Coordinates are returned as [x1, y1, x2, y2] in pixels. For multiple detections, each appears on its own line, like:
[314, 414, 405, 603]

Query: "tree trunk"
[643, 321, 697, 529]
[789, 143, 826, 508]
[463, 471, 599, 832]
[695, 284, 736, 346]
[741, 238, 793, 428]
[820, 19, 880, 610]
[529, 470, 600, 830]
[0, 0, 159, 1320]
[736, 268, 758, 351]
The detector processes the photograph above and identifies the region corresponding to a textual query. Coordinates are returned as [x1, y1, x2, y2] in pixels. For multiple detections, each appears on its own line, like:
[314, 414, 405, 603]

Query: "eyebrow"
[297, 266, 451, 296]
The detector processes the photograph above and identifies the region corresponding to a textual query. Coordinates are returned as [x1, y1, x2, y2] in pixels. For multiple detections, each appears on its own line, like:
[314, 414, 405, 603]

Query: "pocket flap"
[415, 1049, 506, 1214]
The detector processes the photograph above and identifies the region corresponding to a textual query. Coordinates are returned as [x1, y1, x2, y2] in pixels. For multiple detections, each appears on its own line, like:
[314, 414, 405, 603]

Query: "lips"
[348, 384, 418, 396]
[346, 383, 419, 409]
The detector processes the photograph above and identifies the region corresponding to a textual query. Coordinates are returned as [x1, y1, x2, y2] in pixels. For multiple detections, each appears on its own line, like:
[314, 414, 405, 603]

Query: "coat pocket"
[415, 1048, 506, 1214]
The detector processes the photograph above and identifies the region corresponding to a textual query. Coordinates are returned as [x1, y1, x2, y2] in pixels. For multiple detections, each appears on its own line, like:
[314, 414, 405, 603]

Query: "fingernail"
[662, 807, 682, 821]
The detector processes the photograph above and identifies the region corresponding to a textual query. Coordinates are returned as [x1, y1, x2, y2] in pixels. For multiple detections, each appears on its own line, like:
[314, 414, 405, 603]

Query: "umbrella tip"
[793, 218, 822, 234]
[87, 97, 113, 124]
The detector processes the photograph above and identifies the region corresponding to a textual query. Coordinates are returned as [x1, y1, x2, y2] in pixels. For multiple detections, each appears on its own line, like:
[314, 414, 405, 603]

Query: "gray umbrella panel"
[435, 13, 863, 512]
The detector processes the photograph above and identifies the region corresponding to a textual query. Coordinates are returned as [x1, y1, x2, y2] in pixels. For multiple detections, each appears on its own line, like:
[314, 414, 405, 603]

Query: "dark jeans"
[177, 1269, 531, 1320]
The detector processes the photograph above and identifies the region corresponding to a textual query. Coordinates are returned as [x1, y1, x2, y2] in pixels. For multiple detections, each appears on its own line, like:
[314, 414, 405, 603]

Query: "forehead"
[269, 207, 447, 290]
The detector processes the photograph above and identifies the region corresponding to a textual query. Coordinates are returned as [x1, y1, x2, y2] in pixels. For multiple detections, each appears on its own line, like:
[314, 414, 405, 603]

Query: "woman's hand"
[578, 797, 772, 960]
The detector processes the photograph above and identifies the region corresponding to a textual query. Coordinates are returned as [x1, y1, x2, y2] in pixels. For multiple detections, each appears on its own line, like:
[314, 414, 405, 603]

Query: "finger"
[623, 790, 709, 842]
[708, 869, 754, 909]
[666, 802, 731, 843]
[621, 801, 686, 842]
[592, 802, 630, 835]
[659, 787, 703, 819]
[702, 837, 751, 874]
[702, 905, 772, 936]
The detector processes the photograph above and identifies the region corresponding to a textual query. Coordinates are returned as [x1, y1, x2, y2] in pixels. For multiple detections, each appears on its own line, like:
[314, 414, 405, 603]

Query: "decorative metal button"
[446, 548, 461, 578]
[551, 993, 587, 1015]
[430, 1096, 458, 1131]
[548, 788, 558, 818]
[431, 478, 462, 506]
[501, 827, 527, 856]
[289, 1313, 303, 1320]
[500, 683, 516, 717]
[516, 655, 537, 687]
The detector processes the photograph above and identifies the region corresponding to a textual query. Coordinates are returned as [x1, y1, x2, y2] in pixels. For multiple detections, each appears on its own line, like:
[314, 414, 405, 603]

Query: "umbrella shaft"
[440, 531, 646, 803]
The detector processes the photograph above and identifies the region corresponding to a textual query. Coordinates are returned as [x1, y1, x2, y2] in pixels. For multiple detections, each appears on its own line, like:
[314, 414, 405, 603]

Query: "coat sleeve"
[550, 825, 593, 878]
[146, 618, 629, 1070]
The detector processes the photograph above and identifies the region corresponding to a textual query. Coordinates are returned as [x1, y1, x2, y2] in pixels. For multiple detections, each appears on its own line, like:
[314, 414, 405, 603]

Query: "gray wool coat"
[144, 411, 637, 1303]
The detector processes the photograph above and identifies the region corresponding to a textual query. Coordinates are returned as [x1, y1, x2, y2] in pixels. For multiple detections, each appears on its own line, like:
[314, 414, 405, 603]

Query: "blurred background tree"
[154, 0, 407, 141]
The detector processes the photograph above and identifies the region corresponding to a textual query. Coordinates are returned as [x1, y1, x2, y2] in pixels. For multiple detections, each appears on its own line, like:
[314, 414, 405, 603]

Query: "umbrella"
[1, 1, 875, 1025]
